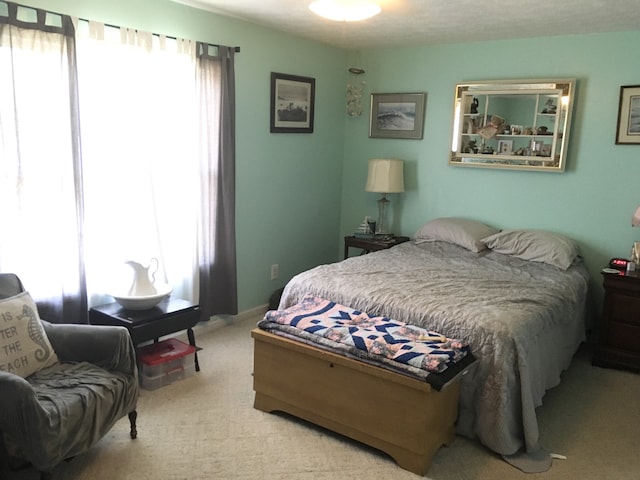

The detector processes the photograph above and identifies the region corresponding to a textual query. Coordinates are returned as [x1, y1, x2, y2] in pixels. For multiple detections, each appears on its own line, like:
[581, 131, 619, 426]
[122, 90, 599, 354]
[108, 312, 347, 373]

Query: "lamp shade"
[633, 206, 640, 227]
[365, 159, 404, 193]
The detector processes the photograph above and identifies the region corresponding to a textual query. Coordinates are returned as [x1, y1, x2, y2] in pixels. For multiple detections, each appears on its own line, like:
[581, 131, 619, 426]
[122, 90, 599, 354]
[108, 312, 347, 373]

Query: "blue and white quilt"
[258, 294, 475, 389]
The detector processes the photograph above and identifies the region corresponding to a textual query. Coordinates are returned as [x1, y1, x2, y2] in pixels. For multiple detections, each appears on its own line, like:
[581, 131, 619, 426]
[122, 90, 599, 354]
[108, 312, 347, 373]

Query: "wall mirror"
[449, 79, 576, 172]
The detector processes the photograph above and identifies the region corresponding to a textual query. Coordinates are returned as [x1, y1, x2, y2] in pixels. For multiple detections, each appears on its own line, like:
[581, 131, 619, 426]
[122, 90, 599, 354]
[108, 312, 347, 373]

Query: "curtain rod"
[78, 17, 240, 53]
[0, 2, 240, 52]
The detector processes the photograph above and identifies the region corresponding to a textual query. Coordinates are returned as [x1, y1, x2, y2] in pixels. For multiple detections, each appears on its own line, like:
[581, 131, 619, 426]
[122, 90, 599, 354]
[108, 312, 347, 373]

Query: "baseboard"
[195, 303, 268, 332]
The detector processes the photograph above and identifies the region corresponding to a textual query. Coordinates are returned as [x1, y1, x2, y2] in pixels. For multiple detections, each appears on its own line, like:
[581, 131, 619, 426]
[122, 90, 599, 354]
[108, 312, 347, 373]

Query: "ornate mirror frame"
[449, 79, 576, 172]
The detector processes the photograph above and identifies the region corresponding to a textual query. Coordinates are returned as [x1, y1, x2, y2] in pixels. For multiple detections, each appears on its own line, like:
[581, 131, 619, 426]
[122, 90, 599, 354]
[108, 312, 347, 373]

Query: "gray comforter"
[279, 241, 589, 457]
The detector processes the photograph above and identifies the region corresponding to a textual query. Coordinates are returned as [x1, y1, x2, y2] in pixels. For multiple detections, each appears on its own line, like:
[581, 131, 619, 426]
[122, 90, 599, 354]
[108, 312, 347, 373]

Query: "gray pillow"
[482, 229, 579, 270]
[414, 217, 499, 252]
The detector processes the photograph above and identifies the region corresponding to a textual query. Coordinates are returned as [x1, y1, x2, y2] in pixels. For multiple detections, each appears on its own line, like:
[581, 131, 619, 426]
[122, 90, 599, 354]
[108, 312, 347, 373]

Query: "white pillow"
[0, 291, 58, 378]
[482, 229, 579, 270]
[414, 217, 499, 252]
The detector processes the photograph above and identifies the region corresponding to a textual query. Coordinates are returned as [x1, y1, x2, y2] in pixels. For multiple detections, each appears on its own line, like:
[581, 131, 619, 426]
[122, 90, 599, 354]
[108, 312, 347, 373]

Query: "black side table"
[89, 298, 201, 371]
[344, 235, 410, 259]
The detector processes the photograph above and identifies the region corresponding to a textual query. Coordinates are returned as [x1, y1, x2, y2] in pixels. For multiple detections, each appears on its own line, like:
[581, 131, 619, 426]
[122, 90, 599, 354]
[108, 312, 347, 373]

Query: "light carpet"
[8, 314, 640, 479]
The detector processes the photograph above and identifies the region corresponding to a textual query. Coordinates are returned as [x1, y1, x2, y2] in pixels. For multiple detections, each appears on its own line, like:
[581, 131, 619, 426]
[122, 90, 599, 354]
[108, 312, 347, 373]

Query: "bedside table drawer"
[609, 293, 640, 326]
[607, 321, 640, 352]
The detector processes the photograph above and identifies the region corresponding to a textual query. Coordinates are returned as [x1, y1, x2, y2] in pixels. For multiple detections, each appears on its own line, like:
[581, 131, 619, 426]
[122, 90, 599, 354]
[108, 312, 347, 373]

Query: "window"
[1, 2, 237, 321]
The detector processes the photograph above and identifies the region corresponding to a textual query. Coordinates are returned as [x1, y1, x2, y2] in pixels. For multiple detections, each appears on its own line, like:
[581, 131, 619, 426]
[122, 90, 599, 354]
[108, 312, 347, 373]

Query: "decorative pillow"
[0, 291, 58, 378]
[414, 217, 499, 252]
[482, 229, 579, 270]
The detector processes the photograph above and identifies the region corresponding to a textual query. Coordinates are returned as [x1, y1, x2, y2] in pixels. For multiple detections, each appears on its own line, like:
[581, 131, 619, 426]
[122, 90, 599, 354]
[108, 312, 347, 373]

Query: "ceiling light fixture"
[309, 0, 381, 22]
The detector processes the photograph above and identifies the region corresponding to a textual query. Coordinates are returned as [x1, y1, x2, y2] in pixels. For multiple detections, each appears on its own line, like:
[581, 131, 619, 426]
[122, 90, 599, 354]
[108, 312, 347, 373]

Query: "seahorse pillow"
[0, 291, 58, 378]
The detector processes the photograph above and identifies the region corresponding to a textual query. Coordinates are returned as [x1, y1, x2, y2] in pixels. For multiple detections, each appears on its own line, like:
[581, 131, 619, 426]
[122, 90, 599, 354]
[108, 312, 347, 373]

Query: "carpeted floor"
[8, 313, 640, 479]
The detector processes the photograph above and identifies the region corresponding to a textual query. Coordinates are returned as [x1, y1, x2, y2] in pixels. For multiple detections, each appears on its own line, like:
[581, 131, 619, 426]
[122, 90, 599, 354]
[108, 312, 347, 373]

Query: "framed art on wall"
[369, 92, 426, 139]
[270, 72, 315, 133]
[615, 84, 640, 145]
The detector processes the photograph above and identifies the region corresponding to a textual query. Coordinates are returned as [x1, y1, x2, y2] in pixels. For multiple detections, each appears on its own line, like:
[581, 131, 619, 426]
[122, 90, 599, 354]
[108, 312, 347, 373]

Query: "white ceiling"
[173, 0, 640, 49]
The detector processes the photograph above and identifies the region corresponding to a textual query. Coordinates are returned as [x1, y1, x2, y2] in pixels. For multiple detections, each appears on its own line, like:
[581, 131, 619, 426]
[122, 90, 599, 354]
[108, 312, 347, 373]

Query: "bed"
[273, 219, 590, 471]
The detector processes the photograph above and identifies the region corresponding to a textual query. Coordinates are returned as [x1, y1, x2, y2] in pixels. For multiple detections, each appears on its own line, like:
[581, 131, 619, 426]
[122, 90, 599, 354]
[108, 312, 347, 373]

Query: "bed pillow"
[414, 217, 499, 252]
[482, 229, 579, 270]
[0, 291, 58, 378]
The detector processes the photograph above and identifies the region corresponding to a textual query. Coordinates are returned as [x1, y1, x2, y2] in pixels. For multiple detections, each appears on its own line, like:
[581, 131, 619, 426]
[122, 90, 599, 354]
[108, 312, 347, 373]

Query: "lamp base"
[376, 195, 390, 234]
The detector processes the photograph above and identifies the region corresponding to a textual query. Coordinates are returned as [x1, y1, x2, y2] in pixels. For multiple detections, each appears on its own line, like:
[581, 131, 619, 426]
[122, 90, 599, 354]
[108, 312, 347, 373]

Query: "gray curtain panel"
[196, 44, 238, 319]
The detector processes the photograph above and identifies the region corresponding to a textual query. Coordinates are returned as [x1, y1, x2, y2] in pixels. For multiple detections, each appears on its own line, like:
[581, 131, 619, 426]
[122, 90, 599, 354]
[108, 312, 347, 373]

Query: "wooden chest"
[251, 328, 463, 475]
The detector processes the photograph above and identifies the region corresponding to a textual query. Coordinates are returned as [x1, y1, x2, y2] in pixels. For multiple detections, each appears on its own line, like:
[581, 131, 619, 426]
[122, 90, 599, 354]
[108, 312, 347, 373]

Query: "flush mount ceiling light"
[309, 0, 381, 22]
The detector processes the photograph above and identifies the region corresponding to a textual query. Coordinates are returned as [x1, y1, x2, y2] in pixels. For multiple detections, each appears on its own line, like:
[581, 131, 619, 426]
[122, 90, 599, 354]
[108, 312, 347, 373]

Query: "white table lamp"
[365, 159, 404, 234]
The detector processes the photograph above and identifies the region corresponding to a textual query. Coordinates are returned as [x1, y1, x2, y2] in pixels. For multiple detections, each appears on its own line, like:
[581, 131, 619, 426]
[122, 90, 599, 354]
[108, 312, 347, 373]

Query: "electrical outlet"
[270, 264, 279, 280]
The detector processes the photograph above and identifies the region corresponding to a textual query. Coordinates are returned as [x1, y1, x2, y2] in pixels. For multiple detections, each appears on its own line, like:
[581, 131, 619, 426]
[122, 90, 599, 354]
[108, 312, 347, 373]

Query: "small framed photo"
[615, 85, 640, 145]
[497, 140, 513, 154]
[369, 92, 426, 139]
[270, 72, 315, 133]
[540, 143, 552, 157]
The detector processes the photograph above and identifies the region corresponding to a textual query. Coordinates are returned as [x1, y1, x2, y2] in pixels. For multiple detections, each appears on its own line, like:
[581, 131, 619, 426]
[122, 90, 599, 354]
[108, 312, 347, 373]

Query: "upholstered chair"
[0, 273, 139, 480]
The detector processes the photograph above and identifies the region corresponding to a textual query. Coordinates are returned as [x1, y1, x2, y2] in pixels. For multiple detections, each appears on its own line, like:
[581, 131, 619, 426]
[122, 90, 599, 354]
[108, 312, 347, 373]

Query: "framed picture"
[540, 143, 552, 157]
[270, 72, 315, 133]
[497, 140, 513, 154]
[369, 92, 426, 139]
[615, 85, 640, 145]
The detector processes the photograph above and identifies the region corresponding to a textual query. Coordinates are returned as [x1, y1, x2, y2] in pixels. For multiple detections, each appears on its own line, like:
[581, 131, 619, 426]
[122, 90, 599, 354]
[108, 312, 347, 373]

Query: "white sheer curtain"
[75, 22, 200, 306]
[0, 4, 87, 322]
[1, 1, 237, 321]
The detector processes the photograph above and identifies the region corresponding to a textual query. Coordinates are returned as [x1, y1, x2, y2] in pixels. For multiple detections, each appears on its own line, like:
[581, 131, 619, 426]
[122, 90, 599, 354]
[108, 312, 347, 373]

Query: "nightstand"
[89, 298, 201, 371]
[593, 270, 640, 372]
[344, 235, 410, 259]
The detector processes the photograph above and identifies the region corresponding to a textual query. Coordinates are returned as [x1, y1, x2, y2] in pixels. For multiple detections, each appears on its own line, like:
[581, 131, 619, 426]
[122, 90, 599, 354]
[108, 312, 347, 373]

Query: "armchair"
[0, 273, 139, 479]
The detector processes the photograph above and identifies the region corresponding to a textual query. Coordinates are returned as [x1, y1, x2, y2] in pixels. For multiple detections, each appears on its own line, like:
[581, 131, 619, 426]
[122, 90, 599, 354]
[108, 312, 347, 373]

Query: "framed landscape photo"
[369, 92, 426, 139]
[270, 72, 315, 133]
[615, 84, 640, 144]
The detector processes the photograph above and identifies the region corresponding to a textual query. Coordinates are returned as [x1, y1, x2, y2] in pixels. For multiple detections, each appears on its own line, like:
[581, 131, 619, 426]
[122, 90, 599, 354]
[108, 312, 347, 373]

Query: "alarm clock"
[609, 258, 630, 271]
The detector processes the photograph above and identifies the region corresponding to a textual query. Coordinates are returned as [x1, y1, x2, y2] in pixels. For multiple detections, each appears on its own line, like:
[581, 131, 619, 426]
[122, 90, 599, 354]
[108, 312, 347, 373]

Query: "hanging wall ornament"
[346, 67, 366, 117]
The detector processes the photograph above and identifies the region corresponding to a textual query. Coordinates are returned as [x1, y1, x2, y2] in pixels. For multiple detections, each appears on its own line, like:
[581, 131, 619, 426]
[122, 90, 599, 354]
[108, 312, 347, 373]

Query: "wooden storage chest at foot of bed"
[251, 328, 461, 476]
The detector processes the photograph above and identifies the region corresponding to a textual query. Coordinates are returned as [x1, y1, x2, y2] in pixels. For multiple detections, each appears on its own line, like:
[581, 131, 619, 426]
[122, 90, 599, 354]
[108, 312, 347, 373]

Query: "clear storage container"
[137, 338, 196, 390]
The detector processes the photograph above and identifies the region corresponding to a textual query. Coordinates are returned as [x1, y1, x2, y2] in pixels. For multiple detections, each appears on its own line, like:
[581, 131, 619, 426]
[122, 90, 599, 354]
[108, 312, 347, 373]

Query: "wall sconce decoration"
[346, 67, 366, 117]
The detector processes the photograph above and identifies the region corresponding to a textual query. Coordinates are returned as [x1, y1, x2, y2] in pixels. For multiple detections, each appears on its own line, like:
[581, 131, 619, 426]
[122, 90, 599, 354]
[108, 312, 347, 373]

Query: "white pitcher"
[126, 258, 158, 296]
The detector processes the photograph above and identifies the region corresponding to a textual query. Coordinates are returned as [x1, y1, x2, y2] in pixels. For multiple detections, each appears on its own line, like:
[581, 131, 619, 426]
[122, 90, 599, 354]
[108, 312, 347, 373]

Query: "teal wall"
[15, 0, 640, 314]
[342, 33, 640, 310]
